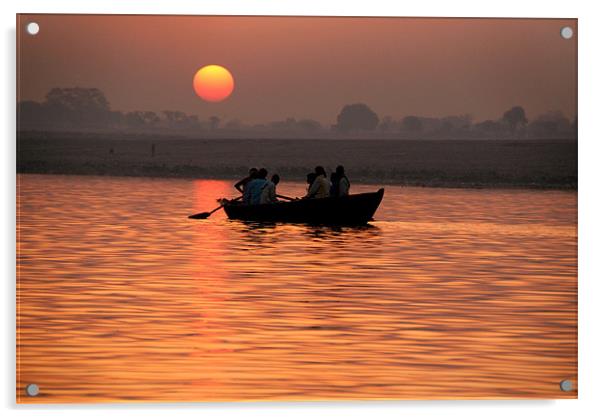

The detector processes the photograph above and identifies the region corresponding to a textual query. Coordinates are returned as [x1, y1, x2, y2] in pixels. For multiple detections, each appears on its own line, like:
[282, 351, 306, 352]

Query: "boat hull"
[223, 188, 384, 225]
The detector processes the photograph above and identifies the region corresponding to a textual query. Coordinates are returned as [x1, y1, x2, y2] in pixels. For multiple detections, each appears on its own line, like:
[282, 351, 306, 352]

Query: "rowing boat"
[223, 188, 384, 225]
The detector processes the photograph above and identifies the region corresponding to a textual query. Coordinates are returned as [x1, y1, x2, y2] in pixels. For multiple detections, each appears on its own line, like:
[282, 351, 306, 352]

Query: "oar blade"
[188, 196, 240, 219]
[188, 212, 211, 219]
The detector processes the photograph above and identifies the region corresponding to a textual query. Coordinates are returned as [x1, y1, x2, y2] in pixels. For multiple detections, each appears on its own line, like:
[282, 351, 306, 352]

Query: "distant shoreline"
[16, 170, 577, 191]
[17, 129, 577, 142]
[17, 132, 577, 191]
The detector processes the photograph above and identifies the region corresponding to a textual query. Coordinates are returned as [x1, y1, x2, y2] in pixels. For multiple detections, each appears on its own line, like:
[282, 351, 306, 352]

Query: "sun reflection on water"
[17, 175, 576, 402]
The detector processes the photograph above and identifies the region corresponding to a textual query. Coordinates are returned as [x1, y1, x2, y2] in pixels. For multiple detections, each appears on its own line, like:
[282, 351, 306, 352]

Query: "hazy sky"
[18, 15, 577, 125]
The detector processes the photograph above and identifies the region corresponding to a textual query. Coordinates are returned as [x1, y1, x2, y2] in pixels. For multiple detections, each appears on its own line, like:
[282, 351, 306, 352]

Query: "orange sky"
[17, 15, 577, 124]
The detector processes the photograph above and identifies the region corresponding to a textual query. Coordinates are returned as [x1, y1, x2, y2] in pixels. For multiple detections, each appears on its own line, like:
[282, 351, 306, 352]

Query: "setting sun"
[193, 65, 234, 103]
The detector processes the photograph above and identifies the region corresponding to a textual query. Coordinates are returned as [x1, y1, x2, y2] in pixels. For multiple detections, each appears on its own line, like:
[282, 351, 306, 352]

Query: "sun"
[193, 65, 234, 103]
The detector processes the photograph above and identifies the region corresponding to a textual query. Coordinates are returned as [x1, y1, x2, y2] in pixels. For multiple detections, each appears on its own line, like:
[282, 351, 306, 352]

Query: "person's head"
[271, 174, 280, 185]
[258, 168, 268, 179]
[315, 166, 326, 177]
[249, 167, 258, 176]
[307, 172, 317, 185]
[336, 165, 345, 176]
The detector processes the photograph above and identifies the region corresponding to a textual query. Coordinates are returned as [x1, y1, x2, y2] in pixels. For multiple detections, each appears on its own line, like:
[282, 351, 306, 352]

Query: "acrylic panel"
[16, 15, 577, 403]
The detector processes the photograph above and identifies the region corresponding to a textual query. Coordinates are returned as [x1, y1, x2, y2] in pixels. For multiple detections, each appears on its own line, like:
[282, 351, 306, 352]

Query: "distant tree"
[336, 103, 379, 132]
[187, 115, 201, 130]
[571, 116, 577, 136]
[45, 87, 110, 112]
[163, 110, 201, 130]
[108, 111, 124, 127]
[17, 101, 45, 128]
[438, 120, 454, 135]
[502, 106, 528, 134]
[264, 117, 322, 135]
[475, 119, 502, 132]
[143, 111, 160, 126]
[45, 87, 112, 128]
[297, 119, 322, 133]
[473, 119, 504, 137]
[441, 114, 472, 130]
[378, 115, 394, 134]
[163, 110, 180, 126]
[125, 111, 160, 129]
[224, 119, 242, 130]
[402, 116, 423, 133]
[125, 111, 144, 128]
[270, 117, 297, 130]
[209, 116, 220, 130]
[528, 111, 571, 138]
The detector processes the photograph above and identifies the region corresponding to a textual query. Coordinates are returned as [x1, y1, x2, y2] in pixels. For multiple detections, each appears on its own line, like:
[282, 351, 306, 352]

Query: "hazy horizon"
[18, 15, 577, 125]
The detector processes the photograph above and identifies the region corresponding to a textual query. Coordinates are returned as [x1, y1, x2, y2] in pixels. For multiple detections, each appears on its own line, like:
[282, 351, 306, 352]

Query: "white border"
[3, 1, 601, 417]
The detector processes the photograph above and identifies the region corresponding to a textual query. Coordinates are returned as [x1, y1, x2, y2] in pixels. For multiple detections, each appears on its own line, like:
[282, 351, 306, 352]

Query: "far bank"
[17, 132, 577, 190]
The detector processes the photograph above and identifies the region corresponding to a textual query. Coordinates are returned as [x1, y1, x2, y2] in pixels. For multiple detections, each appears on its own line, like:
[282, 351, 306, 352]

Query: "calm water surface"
[17, 174, 577, 402]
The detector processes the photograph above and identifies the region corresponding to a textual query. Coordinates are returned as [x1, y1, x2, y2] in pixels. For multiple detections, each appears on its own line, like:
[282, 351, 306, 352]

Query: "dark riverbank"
[17, 132, 577, 189]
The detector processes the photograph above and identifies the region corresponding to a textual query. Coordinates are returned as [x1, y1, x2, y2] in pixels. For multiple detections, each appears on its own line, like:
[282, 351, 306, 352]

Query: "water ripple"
[17, 175, 577, 402]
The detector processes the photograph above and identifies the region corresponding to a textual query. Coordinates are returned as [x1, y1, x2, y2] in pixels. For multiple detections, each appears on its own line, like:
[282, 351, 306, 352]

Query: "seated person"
[235, 167, 258, 194]
[330, 172, 339, 196]
[243, 168, 268, 205]
[260, 174, 280, 204]
[306, 172, 317, 189]
[305, 166, 330, 199]
[335, 165, 350, 196]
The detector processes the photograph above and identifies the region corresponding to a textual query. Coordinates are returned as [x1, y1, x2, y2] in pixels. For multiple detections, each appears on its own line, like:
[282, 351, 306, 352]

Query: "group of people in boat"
[234, 165, 351, 205]
[235, 168, 281, 205]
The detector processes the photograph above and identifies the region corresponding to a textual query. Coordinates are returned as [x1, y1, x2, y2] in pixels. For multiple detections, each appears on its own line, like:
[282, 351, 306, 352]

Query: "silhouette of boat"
[223, 188, 384, 225]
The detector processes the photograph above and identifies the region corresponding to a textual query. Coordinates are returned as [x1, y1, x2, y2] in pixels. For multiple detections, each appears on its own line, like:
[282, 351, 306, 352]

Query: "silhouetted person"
[330, 172, 339, 196]
[306, 172, 316, 186]
[109, 148, 114, 155]
[335, 165, 350, 196]
[305, 166, 330, 199]
[151, 143, 156, 157]
[235, 167, 258, 194]
[306, 172, 317, 193]
[260, 174, 280, 204]
[244, 168, 268, 205]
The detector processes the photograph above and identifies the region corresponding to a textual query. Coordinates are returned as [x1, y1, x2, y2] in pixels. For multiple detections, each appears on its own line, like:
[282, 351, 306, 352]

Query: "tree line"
[18, 87, 576, 139]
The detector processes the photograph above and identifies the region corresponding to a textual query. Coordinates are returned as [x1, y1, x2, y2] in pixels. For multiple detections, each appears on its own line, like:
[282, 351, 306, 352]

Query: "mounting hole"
[25, 383, 40, 397]
[26, 22, 40, 36]
[559, 379, 573, 392]
[560, 26, 573, 40]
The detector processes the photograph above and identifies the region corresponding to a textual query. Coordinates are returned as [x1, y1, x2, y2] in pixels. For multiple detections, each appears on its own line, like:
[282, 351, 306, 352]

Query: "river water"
[16, 174, 577, 402]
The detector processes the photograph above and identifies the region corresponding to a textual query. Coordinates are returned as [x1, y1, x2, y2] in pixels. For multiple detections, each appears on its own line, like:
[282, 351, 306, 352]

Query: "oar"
[276, 194, 296, 201]
[189, 193, 296, 219]
[188, 196, 242, 219]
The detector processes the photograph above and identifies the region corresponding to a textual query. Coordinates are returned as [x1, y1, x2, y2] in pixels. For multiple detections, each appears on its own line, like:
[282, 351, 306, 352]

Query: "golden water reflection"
[17, 175, 577, 402]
